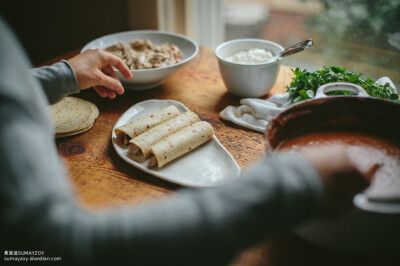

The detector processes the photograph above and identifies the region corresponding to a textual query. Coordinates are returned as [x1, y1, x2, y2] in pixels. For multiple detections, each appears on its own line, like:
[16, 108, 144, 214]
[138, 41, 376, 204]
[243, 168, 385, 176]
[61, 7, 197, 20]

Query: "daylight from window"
[224, 0, 400, 86]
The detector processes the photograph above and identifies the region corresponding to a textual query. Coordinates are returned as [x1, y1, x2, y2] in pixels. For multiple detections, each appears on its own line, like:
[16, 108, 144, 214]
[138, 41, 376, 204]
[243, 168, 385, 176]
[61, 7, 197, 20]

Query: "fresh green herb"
[325, 90, 358, 96]
[287, 66, 399, 103]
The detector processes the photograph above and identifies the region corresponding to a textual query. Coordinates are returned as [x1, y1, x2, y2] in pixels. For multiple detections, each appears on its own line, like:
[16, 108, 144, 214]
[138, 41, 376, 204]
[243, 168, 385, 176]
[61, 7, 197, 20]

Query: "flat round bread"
[55, 123, 94, 138]
[50, 97, 99, 135]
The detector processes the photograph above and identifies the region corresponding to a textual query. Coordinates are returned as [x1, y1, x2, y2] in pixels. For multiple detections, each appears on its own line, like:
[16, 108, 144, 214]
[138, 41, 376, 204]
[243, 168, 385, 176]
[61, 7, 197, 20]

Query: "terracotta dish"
[266, 96, 400, 254]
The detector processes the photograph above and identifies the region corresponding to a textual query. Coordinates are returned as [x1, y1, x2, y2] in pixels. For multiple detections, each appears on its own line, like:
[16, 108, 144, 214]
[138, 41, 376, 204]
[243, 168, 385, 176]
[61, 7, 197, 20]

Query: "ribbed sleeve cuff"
[59, 60, 79, 95]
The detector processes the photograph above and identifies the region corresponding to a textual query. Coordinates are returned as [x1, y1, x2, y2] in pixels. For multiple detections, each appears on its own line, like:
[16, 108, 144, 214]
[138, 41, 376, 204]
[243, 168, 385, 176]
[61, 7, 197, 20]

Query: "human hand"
[299, 145, 370, 218]
[68, 49, 133, 99]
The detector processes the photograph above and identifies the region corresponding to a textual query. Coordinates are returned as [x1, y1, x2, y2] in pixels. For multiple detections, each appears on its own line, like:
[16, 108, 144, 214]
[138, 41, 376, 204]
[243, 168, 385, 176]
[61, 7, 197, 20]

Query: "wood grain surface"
[53, 47, 397, 266]
[56, 47, 292, 208]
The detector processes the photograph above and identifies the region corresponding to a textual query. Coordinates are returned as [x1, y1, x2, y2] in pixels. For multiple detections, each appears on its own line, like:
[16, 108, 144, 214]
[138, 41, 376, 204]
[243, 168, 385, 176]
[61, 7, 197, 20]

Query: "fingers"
[95, 70, 125, 95]
[95, 86, 107, 98]
[69, 49, 133, 92]
[300, 144, 353, 178]
[102, 65, 119, 81]
[102, 66, 120, 99]
[107, 89, 116, 99]
[298, 144, 371, 219]
[322, 169, 369, 219]
[95, 86, 117, 99]
[93, 64, 124, 99]
[319, 170, 368, 219]
[101, 50, 133, 80]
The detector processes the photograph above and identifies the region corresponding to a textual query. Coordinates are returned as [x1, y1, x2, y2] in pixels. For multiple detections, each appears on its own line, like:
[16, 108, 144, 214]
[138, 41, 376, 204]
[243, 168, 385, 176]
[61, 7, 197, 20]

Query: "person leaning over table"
[0, 18, 368, 266]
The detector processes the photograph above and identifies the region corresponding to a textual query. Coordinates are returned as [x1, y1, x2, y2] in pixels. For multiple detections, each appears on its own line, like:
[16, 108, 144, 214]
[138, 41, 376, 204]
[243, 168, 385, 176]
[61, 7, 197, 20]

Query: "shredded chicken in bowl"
[105, 39, 183, 70]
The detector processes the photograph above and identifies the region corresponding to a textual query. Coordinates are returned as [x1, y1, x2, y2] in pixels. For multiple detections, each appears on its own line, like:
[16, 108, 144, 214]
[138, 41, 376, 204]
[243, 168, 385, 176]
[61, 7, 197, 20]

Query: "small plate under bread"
[112, 99, 241, 187]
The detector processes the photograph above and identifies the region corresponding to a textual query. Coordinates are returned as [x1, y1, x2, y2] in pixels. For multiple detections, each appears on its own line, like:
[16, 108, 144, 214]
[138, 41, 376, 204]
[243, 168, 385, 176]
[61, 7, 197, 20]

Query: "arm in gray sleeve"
[31, 60, 80, 104]
[1, 120, 322, 266]
[0, 18, 323, 266]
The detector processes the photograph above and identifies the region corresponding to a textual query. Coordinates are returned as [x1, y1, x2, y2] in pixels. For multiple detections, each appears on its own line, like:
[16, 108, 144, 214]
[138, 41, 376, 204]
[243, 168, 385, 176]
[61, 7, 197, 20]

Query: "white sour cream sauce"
[225, 48, 274, 64]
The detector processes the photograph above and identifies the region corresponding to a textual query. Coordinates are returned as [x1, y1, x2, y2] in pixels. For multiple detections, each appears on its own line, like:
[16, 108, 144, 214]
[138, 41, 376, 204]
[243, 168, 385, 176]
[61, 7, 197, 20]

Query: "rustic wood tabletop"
[49, 47, 396, 266]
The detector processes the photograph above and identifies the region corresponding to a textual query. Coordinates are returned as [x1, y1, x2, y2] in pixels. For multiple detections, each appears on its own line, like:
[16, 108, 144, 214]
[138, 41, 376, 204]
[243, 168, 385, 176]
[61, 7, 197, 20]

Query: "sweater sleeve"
[31, 60, 80, 104]
[0, 18, 323, 266]
[1, 120, 323, 266]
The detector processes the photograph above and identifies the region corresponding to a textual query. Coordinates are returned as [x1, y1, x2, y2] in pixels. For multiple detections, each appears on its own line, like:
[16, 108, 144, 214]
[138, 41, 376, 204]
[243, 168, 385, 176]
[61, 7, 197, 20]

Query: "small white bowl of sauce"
[215, 39, 284, 97]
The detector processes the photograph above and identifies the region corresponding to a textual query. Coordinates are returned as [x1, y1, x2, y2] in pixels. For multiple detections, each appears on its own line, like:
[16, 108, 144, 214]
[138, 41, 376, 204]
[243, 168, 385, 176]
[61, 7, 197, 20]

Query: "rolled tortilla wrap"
[129, 111, 200, 158]
[114, 105, 180, 147]
[149, 121, 214, 167]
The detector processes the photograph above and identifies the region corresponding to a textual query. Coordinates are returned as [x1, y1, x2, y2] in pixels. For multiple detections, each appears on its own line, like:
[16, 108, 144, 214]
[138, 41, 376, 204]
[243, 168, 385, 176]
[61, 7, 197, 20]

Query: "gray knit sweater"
[0, 18, 322, 266]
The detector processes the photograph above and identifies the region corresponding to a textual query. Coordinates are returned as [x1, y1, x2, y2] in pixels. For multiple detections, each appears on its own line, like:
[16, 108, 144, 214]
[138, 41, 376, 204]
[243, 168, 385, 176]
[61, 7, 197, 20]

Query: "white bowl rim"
[81, 30, 199, 73]
[215, 38, 284, 66]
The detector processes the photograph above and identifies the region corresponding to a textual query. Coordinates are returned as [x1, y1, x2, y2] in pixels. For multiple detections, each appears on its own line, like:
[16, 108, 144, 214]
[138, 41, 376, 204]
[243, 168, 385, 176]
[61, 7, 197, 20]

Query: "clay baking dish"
[266, 96, 400, 150]
[266, 96, 400, 254]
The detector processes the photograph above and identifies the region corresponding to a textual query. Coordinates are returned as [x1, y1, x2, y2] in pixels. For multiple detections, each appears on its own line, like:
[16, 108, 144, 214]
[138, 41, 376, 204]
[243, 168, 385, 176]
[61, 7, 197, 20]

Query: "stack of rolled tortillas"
[49, 97, 99, 138]
[114, 105, 214, 168]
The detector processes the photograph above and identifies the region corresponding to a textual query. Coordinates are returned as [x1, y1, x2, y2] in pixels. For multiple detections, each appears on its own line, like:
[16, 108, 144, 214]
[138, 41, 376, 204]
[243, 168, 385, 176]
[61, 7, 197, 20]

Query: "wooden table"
[52, 47, 395, 266]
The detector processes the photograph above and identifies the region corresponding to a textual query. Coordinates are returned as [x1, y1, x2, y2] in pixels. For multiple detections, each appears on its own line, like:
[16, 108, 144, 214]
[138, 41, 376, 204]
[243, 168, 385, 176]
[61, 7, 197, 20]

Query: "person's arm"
[1, 115, 323, 266]
[31, 60, 80, 104]
[31, 48, 133, 105]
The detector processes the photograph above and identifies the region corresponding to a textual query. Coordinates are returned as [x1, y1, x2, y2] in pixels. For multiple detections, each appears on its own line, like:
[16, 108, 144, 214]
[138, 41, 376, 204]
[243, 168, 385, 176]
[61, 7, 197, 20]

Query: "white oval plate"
[112, 99, 241, 187]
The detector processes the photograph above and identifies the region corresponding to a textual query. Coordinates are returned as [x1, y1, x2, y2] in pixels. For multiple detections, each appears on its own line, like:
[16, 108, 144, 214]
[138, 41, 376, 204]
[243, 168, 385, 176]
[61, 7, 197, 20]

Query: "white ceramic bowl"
[82, 30, 199, 90]
[215, 39, 284, 97]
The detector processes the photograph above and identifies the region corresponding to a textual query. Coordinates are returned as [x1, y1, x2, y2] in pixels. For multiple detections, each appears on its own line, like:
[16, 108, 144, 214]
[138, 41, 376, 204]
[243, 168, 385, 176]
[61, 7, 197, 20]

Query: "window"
[223, 0, 400, 86]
